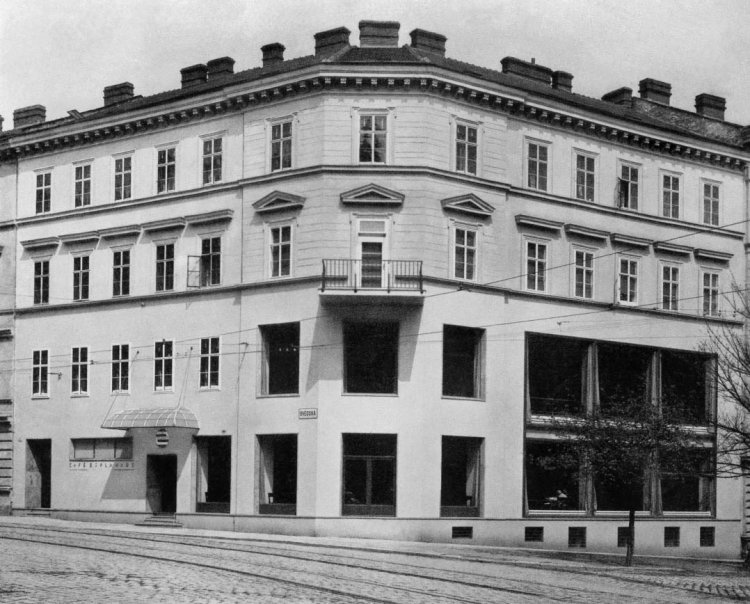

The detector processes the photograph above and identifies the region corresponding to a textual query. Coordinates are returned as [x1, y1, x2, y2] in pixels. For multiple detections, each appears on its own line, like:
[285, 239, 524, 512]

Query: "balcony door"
[357, 218, 389, 288]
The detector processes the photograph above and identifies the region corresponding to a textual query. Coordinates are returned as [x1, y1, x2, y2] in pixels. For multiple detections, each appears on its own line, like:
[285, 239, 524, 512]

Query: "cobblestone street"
[1, 518, 750, 602]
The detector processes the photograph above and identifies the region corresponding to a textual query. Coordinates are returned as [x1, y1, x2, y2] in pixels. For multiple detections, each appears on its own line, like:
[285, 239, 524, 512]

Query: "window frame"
[73, 254, 90, 301]
[260, 322, 300, 397]
[71, 346, 89, 396]
[33, 258, 50, 305]
[199, 236, 222, 287]
[617, 160, 640, 210]
[342, 433, 397, 516]
[525, 238, 548, 293]
[353, 108, 392, 165]
[442, 325, 485, 400]
[617, 255, 639, 306]
[701, 270, 720, 317]
[155, 241, 175, 293]
[660, 262, 680, 312]
[572, 150, 597, 202]
[112, 248, 131, 297]
[572, 247, 595, 300]
[74, 162, 92, 208]
[525, 138, 550, 192]
[660, 170, 681, 219]
[702, 179, 721, 226]
[268, 116, 295, 173]
[35, 169, 52, 214]
[268, 221, 293, 279]
[343, 321, 399, 395]
[154, 340, 174, 391]
[201, 134, 223, 185]
[453, 118, 479, 176]
[113, 153, 133, 201]
[156, 145, 177, 194]
[199, 336, 220, 390]
[111, 343, 130, 394]
[32, 349, 49, 397]
[452, 222, 479, 282]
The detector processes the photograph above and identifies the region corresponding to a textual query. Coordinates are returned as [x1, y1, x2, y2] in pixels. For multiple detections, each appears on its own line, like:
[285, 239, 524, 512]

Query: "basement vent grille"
[568, 527, 587, 548]
[451, 526, 473, 539]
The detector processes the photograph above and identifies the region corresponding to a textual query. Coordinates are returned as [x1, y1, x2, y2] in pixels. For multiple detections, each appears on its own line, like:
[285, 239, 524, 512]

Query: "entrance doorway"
[26, 439, 51, 509]
[146, 455, 177, 514]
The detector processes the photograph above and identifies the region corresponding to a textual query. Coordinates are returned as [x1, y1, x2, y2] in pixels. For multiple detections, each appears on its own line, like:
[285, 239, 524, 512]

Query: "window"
[71, 347, 88, 395]
[270, 225, 292, 278]
[597, 342, 651, 416]
[525, 527, 544, 542]
[664, 527, 680, 547]
[342, 434, 396, 516]
[700, 527, 715, 547]
[258, 434, 297, 515]
[527, 141, 548, 191]
[618, 257, 638, 304]
[155, 243, 174, 292]
[358, 113, 387, 164]
[526, 241, 547, 292]
[111, 344, 129, 393]
[73, 256, 90, 301]
[455, 122, 477, 175]
[661, 265, 679, 311]
[568, 527, 587, 548]
[344, 322, 398, 394]
[114, 156, 132, 201]
[33, 260, 49, 305]
[74, 164, 91, 207]
[442, 325, 483, 398]
[200, 237, 221, 286]
[199, 337, 220, 389]
[660, 450, 713, 512]
[270, 120, 292, 171]
[703, 182, 720, 226]
[261, 323, 300, 395]
[574, 153, 595, 201]
[32, 350, 48, 396]
[574, 249, 594, 299]
[157, 147, 176, 193]
[662, 173, 680, 219]
[440, 436, 482, 517]
[112, 250, 130, 297]
[702, 272, 720, 317]
[454, 227, 477, 281]
[35, 171, 51, 214]
[72, 438, 132, 460]
[527, 333, 588, 415]
[526, 440, 582, 511]
[154, 340, 173, 391]
[196, 436, 231, 514]
[202, 137, 223, 184]
[661, 350, 710, 424]
[618, 164, 639, 209]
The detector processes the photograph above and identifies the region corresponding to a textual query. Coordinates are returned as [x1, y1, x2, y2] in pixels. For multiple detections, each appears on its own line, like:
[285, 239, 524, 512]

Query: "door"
[26, 439, 51, 509]
[147, 455, 177, 514]
[357, 219, 388, 288]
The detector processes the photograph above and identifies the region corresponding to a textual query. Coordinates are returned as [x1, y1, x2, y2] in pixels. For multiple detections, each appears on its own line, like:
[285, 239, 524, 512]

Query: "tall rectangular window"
[261, 323, 300, 395]
[270, 225, 291, 278]
[526, 241, 547, 291]
[342, 434, 396, 516]
[574, 249, 594, 299]
[455, 123, 477, 175]
[202, 137, 223, 184]
[111, 344, 129, 393]
[73, 256, 90, 301]
[359, 114, 387, 164]
[71, 347, 88, 395]
[113, 250, 130, 297]
[662, 174, 680, 219]
[703, 182, 720, 226]
[344, 322, 398, 394]
[200, 337, 220, 389]
[575, 153, 595, 201]
[34, 260, 49, 305]
[32, 350, 49, 396]
[36, 171, 51, 214]
[618, 164, 639, 209]
[442, 325, 483, 399]
[258, 434, 297, 514]
[454, 227, 476, 281]
[440, 436, 482, 517]
[702, 272, 719, 317]
[74, 164, 91, 207]
[114, 156, 132, 201]
[527, 142, 548, 191]
[200, 237, 221, 286]
[154, 340, 173, 391]
[157, 147, 176, 193]
[155, 243, 175, 292]
[662, 265, 679, 311]
[618, 257, 638, 304]
[271, 120, 292, 171]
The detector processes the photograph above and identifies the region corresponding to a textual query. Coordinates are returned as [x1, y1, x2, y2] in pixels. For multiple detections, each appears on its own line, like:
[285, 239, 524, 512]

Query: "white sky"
[1, 0, 749, 126]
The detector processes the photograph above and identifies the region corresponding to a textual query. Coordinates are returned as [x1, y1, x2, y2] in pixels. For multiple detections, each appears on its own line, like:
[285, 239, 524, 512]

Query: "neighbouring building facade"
[1, 21, 749, 557]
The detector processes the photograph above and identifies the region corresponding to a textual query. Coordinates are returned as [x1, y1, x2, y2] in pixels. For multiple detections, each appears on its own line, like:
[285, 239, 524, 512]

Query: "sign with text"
[298, 408, 318, 420]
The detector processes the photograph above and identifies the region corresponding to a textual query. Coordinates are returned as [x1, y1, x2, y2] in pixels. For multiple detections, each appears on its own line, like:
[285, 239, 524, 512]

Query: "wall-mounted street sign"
[155, 428, 169, 447]
[298, 408, 318, 420]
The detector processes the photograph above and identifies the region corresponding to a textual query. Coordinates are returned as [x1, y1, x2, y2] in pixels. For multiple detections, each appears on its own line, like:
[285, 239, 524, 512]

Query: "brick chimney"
[602, 87, 633, 105]
[409, 28, 446, 57]
[13, 105, 46, 129]
[501, 57, 553, 85]
[638, 78, 671, 105]
[552, 71, 573, 92]
[314, 26, 350, 56]
[181, 64, 208, 88]
[206, 57, 235, 79]
[359, 20, 400, 47]
[103, 82, 134, 106]
[695, 93, 726, 120]
[261, 43, 285, 67]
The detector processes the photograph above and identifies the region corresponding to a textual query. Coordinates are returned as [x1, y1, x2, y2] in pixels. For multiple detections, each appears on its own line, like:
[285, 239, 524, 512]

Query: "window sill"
[342, 504, 395, 516]
[257, 393, 299, 399]
[441, 395, 484, 402]
[153, 389, 174, 394]
[342, 392, 398, 397]
[31, 395, 50, 400]
[70, 394, 89, 399]
[259, 503, 297, 515]
[199, 387, 221, 392]
[440, 506, 480, 518]
[111, 391, 130, 396]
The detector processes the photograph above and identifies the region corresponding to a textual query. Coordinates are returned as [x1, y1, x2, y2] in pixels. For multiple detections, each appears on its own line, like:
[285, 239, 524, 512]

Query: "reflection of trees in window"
[440, 437, 482, 517]
[443, 326, 483, 399]
[597, 343, 651, 416]
[661, 351, 708, 424]
[525, 441, 582, 511]
[342, 434, 396, 516]
[527, 334, 587, 415]
[660, 448, 713, 512]
[344, 323, 398, 394]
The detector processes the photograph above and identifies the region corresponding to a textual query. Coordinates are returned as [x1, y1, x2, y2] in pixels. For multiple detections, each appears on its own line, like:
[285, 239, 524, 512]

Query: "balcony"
[320, 259, 424, 305]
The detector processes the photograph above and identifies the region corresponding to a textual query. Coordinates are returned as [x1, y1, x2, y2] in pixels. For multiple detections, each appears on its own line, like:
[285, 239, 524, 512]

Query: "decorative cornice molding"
[440, 193, 494, 217]
[564, 223, 609, 242]
[340, 182, 404, 205]
[652, 241, 693, 256]
[694, 248, 733, 263]
[515, 214, 563, 233]
[253, 191, 306, 214]
[610, 233, 652, 249]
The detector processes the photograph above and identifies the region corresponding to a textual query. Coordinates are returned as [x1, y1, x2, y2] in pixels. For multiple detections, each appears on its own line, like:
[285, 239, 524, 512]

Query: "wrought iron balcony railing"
[321, 259, 423, 293]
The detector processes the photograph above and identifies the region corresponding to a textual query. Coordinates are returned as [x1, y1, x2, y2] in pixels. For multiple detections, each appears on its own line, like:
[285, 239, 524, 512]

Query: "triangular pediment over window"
[340, 183, 404, 206]
[441, 193, 494, 218]
[253, 191, 306, 214]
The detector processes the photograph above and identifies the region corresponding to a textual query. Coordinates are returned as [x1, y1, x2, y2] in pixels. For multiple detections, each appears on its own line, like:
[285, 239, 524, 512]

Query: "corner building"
[4, 21, 750, 558]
